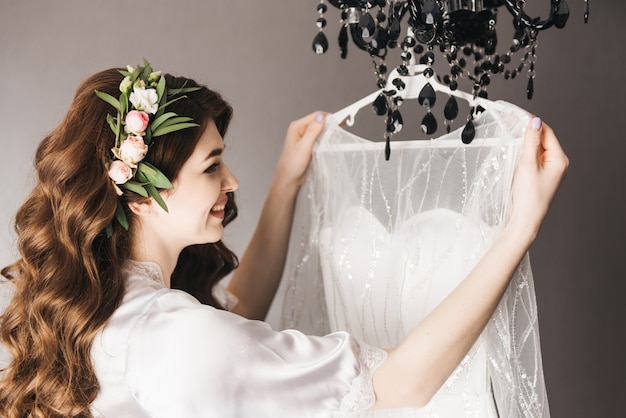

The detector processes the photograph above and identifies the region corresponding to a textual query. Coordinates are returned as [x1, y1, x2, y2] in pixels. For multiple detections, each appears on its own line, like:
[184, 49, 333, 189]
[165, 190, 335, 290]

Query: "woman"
[0, 63, 568, 417]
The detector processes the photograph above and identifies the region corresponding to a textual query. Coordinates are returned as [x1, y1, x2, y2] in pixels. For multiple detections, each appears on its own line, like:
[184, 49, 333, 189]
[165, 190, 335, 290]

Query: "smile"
[210, 198, 228, 219]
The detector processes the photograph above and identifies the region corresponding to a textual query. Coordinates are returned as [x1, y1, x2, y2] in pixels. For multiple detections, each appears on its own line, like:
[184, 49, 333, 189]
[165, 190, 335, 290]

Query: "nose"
[222, 164, 239, 192]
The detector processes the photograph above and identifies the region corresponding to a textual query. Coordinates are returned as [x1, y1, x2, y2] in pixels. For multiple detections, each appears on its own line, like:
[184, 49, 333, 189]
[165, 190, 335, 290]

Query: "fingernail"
[315, 112, 324, 122]
[531, 117, 542, 130]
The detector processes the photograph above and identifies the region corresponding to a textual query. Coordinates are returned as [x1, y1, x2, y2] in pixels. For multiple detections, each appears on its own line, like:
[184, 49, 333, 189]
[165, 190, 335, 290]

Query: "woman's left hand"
[274, 111, 326, 191]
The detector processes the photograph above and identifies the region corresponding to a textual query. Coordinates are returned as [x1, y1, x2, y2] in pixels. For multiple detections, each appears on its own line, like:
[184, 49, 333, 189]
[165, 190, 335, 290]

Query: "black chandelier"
[312, 0, 589, 155]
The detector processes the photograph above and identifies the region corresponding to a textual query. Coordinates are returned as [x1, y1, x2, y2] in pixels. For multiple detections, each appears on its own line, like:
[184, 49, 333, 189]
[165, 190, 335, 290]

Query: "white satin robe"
[90, 260, 387, 417]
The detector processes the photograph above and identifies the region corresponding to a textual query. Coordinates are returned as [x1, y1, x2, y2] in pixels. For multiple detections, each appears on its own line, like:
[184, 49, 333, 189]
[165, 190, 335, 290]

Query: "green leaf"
[129, 69, 140, 84]
[145, 184, 169, 213]
[152, 122, 199, 137]
[141, 64, 152, 81]
[105, 222, 113, 238]
[95, 90, 121, 111]
[156, 75, 166, 102]
[105, 114, 117, 135]
[115, 200, 129, 230]
[152, 116, 195, 133]
[167, 87, 201, 96]
[150, 112, 177, 132]
[121, 181, 148, 197]
[158, 95, 187, 111]
[138, 161, 157, 176]
[144, 129, 153, 146]
[138, 162, 173, 189]
[119, 92, 128, 114]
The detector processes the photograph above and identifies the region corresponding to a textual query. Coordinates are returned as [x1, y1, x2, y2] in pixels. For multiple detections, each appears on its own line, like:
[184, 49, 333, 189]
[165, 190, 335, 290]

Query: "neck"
[130, 225, 182, 287]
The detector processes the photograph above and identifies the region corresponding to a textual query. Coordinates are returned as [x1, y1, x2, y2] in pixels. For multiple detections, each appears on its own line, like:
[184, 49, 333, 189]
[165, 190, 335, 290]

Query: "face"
[153, 119, 238, 250]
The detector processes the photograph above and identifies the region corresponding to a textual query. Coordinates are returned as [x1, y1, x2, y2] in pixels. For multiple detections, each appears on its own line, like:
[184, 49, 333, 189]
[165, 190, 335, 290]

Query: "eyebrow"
[203, 148, 223, 162]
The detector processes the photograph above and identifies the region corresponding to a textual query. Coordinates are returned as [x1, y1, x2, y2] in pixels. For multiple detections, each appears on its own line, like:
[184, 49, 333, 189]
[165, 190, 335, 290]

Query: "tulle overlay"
[280, 101, 550, 417]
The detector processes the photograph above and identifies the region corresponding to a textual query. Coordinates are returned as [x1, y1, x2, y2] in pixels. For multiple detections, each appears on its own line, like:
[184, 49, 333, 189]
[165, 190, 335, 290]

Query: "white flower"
[129, 86, 159, 114]
[119, 76, 132, 94]
[148, 71, 162, 83]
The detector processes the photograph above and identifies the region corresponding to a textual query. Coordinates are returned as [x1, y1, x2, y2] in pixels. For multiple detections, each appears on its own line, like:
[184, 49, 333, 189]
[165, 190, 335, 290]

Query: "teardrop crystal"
[338, 25, 348, 59]
[461, 119, 475, 144]
[359, 12, 376, 38]
[421, 0, 443, 25]
[312, 31, 328, 54]
[385, 136, 391, 161]
[390, 18, 401, 41]
[526, 76, 534, 100]
[444, 96, 459, 120]
[373, 93, 388, 116]
[421, 112, 438, 135]
[554, 0, 570, 29]
[418, 83, 437, 108]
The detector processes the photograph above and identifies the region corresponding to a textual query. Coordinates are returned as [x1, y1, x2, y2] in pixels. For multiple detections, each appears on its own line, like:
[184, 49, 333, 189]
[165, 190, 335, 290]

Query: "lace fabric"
[280, 101, 549, 417]
[340, 342, 388, 412]
[122, 259, 239, 311]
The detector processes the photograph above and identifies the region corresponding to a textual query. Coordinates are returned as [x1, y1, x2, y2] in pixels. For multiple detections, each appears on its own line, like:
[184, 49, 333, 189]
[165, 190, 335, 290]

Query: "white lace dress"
[280, 101, 550, 417]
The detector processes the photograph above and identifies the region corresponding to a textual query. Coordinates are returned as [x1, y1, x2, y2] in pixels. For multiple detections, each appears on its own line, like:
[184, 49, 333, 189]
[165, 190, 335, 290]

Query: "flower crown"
[95, 60, 199, 236]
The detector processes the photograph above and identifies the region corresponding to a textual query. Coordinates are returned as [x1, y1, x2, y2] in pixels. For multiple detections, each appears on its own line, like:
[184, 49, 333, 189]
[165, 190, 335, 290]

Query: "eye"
[205, 162, 220, 174]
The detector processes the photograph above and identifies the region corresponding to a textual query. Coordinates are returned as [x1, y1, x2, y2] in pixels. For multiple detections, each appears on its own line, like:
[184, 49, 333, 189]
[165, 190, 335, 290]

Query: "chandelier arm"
[348, 23, 374, 52]
[500, 0, 560, 31]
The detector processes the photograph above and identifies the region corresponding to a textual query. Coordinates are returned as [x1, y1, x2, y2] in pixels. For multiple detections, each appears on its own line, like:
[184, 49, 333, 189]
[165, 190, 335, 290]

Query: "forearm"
[373, 222, 535, 408]
[227, 175, 299, 320]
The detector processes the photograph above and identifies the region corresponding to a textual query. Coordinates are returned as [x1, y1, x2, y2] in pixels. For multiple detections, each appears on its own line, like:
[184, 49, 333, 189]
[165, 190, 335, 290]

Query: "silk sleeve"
[125, 290, 387, 417]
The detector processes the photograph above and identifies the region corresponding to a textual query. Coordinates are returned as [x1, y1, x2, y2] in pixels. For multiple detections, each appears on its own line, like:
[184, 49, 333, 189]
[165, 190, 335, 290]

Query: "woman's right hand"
[273, 111, 327, 193]
[508, 117, 569, 241]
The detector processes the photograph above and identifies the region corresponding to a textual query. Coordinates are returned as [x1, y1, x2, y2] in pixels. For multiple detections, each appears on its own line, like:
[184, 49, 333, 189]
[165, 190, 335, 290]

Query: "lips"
[210, 198, 228, 219]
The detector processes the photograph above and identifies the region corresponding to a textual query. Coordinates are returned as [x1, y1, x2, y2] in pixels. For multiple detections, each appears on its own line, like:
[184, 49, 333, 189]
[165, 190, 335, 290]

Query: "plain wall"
[0, 1, 623, 416]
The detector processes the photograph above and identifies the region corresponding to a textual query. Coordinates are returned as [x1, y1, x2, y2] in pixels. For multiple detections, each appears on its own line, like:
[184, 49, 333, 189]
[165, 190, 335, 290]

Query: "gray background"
[0, 1, 624, 416]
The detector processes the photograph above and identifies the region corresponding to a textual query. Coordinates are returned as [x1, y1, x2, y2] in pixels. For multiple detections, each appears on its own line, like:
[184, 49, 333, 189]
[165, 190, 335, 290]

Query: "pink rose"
[119, 136, 148, 167]
[108, 160, 133, 185]
[125, 110, 149, 134]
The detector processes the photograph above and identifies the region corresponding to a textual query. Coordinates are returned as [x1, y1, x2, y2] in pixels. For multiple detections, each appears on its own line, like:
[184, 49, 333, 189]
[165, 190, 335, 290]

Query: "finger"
[521, 116, 543, 165]
[299, 112, 326, 147]
[537, 121, 565, 158]
[289, 111, 326, 137]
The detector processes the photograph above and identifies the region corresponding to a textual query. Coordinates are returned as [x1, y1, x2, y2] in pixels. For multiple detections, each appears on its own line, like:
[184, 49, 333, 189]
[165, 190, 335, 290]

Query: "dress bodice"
[280, 101, 550, 417]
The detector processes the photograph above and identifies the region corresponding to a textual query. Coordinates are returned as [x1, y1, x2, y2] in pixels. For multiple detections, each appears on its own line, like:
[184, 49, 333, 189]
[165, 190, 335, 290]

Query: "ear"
[127, 198, 157, 217]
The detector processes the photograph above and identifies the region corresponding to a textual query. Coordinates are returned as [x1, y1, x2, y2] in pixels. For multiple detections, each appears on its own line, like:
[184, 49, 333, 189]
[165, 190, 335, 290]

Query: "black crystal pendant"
[526, 76, 534, 100]
[392, 78, 406, 91]
[338, 25, 348, 59]
[312, 32, 328, 54]
[461, 119, 475, 144]
[386, 109, 403, 134]
[444, 96, 459, 121]
[554, 0, 570, 29]
[373, 93, 388, 116]
[421, 0, 443, 25]
[421, 112, 438, 135]
[385, 136, 391, 160]
[359, 12, 376, 38]
[418, 83, 437, 108]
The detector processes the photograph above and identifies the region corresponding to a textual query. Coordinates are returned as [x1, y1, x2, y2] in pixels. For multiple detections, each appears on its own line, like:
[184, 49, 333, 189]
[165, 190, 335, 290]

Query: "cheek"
[189, 178, 222, 210]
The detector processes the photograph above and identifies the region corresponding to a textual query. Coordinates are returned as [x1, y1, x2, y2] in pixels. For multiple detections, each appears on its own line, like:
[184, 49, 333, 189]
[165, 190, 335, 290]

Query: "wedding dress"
[280, 100, 550, 417]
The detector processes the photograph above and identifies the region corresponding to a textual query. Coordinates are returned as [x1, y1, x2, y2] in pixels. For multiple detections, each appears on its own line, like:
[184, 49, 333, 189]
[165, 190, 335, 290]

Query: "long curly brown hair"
[0, 68, 238, 417]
